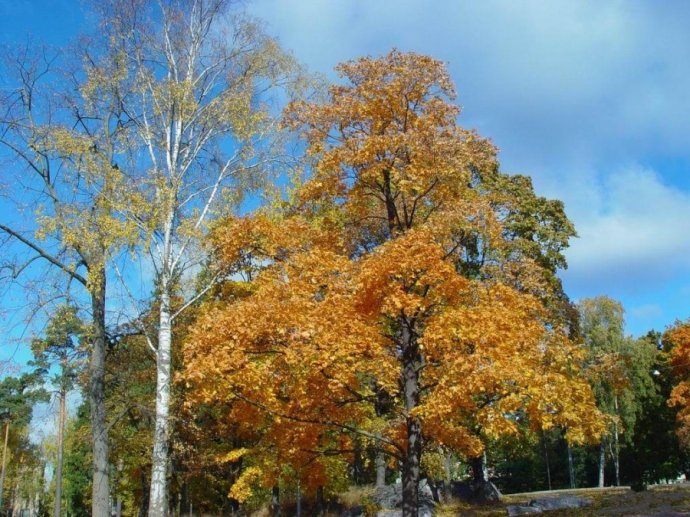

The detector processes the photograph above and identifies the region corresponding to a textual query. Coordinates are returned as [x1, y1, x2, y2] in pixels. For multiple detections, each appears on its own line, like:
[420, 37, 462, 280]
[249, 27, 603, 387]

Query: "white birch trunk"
[149, 279, 173, 517]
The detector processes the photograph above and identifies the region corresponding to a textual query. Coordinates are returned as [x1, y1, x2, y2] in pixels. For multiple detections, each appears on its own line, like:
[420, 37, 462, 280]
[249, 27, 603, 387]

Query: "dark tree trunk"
[296, 482, 301, 517]
[567, 444, 576, 489]
[401, 324, 421, 517]
[543, 434, 552, 491]
[315, 486, 325, 517]
[471, 454, 488, 483]
[383, 170, 400, 235]
[271, 485, 281, 517]
[139, 469, 149, 517]
[90, 271, 110, 517]
[374, 385, 391, 488]
[352, 437, 364, 484]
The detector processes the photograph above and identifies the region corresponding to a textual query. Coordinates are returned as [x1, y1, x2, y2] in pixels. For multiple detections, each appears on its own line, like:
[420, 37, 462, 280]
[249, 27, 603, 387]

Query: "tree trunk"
[296, 482, 301, 517]
[90, 274, 110, 517]
[567, 444, 575, 489]
[401, 324, 421, 517]
[542, 434, 552, 491]
[315, 486, 324, 517]
[54, 385, 66, 517]
[611, 437, 620, 487]
[375, 448, 387, 488]
[0, 419, 9, 511]
[352, 437, 363, 484]
[598, 442, 605, 488]
[471, 455, 488, 483]
[613, 396, 621, 486]
[149, 282, 173, 517]
[139, 470, 149, 517]
[271, 485, 280, 517]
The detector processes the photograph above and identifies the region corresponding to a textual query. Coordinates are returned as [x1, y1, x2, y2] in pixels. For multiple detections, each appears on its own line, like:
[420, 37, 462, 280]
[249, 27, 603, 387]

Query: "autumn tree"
[666, 320, 690, 452]
[183, 50, 603, 516]
[0, 42, 139, 516]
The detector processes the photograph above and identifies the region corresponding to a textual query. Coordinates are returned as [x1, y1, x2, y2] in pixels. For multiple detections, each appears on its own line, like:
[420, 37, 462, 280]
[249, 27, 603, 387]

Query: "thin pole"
[0, 420, 10, 510]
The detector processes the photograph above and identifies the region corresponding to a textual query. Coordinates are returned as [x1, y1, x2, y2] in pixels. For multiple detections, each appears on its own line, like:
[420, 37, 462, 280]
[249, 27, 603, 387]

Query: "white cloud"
[563, 166, 690, 292]
[249, 0, 690, 172]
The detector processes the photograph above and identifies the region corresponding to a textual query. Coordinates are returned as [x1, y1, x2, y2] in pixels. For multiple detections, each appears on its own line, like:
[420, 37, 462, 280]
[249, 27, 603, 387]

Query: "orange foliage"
[666, 320, 690, 446]
[182, 50, 603, 501]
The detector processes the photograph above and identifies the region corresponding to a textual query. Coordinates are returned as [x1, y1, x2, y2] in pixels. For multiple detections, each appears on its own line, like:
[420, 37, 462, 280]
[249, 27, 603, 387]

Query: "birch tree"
[90, 2, 305, 514]
[578, 296, 652, 487]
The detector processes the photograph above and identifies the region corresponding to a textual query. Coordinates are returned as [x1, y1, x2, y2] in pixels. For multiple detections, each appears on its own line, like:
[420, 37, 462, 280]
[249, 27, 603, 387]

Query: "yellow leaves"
[228, 466, 263, 502]
[216, 448, 250, 464]
[284, 50, 498, 235]
[354, 227, 469, 319]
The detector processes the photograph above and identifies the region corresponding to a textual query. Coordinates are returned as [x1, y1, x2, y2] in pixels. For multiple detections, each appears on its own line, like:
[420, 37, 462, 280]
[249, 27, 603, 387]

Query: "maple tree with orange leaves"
[182, 50, 603, 515]
[665, 321, 690, 447]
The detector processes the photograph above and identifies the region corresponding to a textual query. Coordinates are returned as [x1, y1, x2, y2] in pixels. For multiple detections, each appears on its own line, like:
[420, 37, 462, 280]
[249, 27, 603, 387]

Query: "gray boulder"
[371, 481, 436, 515]
[506, 506, 543, 516]
[450, 480, 502, 503]
[377, 510, 434, 517]
[529, 496, 592, 511]
[505, 495, 592, 516]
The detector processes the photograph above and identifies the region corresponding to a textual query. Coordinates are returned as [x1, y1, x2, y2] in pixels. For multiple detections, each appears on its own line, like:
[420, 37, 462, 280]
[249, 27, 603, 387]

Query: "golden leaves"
[666, 320, 690, 447]
[180, 49, 602, 499]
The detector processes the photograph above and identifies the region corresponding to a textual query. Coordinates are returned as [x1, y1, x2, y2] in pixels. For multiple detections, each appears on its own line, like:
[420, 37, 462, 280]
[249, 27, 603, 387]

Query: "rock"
[473, 480, 502, 502]
[371, 481, 436, 515]
[340, 505, 364, 517]
[449, 481, 474, 501]
[419, 479, 436, 506]
[450, 480, 502, 503]
[377, 510, 434, 517]
[372, 484, 401, 509]
[506, 506, 543, 516]
[528, 496, 592, 511]
[505, 495, 592, 515]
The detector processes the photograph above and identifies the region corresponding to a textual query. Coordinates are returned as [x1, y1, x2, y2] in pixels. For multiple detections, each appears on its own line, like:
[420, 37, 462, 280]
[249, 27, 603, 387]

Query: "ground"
[435, 484, 690, 516]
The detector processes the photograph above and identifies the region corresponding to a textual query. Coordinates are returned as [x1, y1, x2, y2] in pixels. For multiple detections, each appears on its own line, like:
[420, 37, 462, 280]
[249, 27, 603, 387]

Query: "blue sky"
[1, 0, 689, 354]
